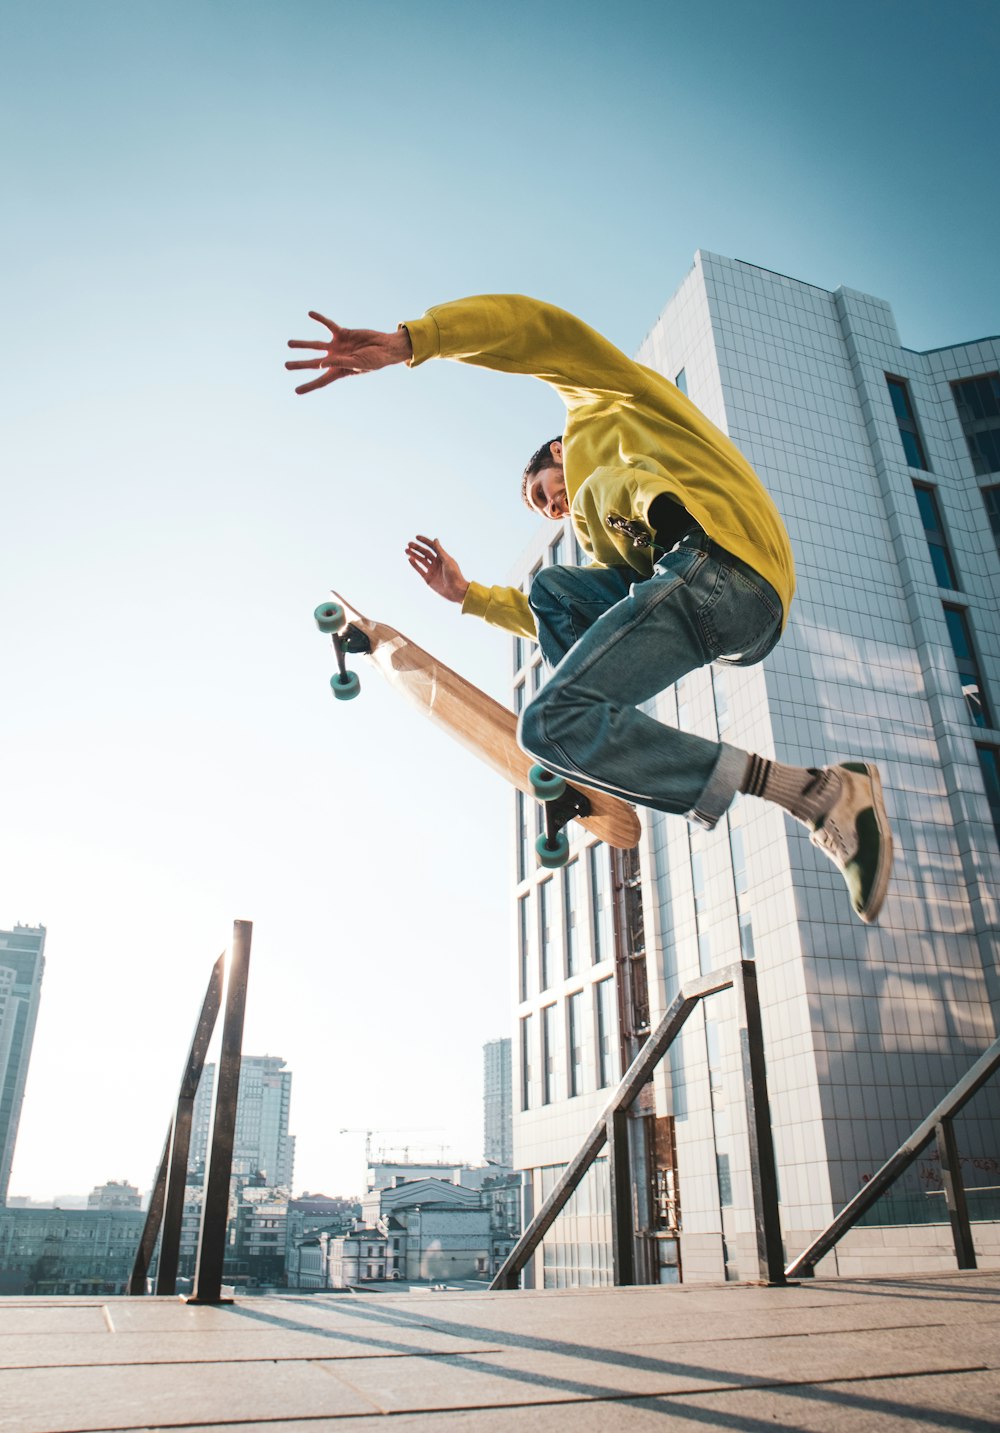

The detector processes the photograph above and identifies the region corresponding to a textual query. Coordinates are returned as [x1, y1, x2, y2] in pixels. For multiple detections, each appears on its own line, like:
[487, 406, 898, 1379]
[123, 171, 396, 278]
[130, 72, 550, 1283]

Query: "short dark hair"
[521, 436, 563, 509]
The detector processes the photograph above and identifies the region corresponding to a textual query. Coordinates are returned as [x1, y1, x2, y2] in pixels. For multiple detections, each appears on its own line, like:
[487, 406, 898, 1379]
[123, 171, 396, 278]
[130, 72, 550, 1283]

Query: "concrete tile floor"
[1, 1270, 998, 1432]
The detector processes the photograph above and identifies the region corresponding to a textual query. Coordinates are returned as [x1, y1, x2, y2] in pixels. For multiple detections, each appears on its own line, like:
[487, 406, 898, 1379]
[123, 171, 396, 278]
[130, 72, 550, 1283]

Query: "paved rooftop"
[2, 1270, 999, 1431]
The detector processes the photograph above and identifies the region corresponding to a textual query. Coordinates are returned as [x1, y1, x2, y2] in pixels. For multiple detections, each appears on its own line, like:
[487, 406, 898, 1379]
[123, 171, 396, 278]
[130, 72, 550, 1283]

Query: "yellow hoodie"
[403, 294, 795, 642]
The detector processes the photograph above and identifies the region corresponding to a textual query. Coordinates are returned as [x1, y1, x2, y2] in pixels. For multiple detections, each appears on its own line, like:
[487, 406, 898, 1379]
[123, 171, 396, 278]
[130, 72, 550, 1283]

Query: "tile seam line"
[6, 1314, 997, 1369]
[18, 1361, 993, 1433]
[0, 1345, 508, 1371]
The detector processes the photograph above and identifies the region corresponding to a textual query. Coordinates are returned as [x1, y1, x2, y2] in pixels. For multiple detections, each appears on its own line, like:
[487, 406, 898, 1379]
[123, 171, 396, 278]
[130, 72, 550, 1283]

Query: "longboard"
[314, 592, 641, 859]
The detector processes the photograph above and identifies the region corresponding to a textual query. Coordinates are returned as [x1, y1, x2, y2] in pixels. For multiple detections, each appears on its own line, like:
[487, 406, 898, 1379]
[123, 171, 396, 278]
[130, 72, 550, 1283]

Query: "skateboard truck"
[313, 599, 598, 869]
[314, 602, 369, 700]
[530, 765, 591, 869]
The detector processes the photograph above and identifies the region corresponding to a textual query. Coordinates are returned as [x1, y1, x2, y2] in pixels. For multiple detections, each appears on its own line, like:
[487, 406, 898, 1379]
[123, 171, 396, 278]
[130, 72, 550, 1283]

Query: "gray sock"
[740, 754, 841, 828]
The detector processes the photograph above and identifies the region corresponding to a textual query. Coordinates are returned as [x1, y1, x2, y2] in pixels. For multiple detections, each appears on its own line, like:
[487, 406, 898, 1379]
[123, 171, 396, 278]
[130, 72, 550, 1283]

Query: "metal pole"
[128, 952, 226, 1296]
[735, 961, 786, 1285]
[189, 921, 252, 1304]
[935, 1117, 977, 1270]
[607, 1108, 635, 1285]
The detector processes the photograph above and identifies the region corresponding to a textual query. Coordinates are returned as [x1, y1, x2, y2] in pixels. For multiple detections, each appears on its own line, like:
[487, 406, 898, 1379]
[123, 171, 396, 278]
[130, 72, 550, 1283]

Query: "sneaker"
[810, 762, 893, 924]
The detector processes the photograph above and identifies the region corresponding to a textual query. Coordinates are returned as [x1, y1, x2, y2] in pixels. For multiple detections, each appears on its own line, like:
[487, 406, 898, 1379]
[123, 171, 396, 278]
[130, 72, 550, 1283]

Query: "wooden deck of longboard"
[328, 592, 641, 851]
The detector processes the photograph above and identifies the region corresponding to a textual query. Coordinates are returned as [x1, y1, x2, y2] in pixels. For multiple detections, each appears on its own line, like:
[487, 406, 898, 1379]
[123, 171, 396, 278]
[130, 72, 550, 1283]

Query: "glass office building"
[508, 253, 1000, 1284]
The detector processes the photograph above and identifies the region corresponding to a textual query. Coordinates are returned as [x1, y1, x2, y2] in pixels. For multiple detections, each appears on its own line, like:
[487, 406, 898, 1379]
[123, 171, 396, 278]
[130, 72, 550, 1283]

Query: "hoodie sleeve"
[461, 581, 537, 640]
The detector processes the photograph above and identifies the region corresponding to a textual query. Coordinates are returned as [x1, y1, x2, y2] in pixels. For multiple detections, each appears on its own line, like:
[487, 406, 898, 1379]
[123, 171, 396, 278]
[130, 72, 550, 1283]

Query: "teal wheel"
[330, 670, 361, 701]
[535, 829, 570, 869]
[315, 601, 346, 634]
[528, 764, 566, 801]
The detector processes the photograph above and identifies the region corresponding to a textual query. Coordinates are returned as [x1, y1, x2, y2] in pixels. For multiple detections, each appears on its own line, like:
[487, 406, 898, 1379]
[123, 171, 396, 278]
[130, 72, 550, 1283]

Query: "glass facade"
[567, 990, 584, 1097]
[913, 483, 959, 589]
[952, 374, 1000, 475]
[589, 846, 614, 962]
[518, 894, 533, 1001]
[520, 1014, 533, 1111]
[943, 606, 993, 728]
[563, 859, 580, 976]
[539, 880, 554, 991]
[595, 977, 618, 1088]
[886, 375, 929, 469]
[976, 746, 1000, 846]
[983, 486, 1000, 556]
[541, 1003, 560, 1105]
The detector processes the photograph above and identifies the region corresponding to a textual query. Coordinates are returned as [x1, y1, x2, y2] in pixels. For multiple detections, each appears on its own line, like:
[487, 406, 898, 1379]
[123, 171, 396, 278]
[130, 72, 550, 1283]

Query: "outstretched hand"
[405, 535, 470, 605]
[285, 313, 413, 395]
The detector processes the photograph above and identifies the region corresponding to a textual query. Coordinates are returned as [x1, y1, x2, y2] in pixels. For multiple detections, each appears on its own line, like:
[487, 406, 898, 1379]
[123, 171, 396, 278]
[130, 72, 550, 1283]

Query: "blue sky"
[2, 0, 998, 1201]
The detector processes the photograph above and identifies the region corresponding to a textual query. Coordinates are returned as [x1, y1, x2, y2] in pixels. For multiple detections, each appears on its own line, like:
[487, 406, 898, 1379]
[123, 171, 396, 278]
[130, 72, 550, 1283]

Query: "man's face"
[525, 441, 568, 520]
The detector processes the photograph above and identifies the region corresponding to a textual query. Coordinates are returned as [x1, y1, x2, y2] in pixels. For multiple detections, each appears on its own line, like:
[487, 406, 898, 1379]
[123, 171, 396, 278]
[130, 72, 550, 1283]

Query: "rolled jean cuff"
[687, 742, 748, 830]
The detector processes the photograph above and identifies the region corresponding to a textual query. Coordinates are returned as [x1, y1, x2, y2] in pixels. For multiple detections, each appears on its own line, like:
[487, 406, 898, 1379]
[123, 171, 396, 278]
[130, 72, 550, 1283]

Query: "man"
[287, 295, 893, 923]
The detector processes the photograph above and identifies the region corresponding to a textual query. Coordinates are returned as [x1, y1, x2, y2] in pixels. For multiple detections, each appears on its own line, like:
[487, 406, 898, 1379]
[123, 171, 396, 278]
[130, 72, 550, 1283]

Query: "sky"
[2, 0, 999, 1203]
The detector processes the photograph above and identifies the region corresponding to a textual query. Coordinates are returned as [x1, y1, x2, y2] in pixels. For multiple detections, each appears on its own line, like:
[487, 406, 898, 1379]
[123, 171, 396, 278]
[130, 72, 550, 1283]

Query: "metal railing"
[786, 1032, 1000, 1278]
[491, 959, 786, 1290]
[128, 920, 252, 1304]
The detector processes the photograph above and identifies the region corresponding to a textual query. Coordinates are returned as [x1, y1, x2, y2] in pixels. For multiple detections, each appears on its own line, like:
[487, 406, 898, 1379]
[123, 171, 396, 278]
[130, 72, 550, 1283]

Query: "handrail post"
[607, 1108, 635, 1285]
[735, 961, 786, 1285]
[935, 1117, 977, 1270]
[188, 920, 252, 1305]
[128, 952, 226, 1296]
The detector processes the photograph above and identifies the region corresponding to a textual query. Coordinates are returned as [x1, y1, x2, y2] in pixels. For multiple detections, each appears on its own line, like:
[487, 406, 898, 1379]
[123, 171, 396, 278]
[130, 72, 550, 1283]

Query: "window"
[516, 791, 528, 884]
[976, 746, 1000, 845]
[886, 375, 929, 470]
[531, 661, 544, 695]
[589, 846, 614, 962]
[730, 825, 748, 896]
[675, 367, 688, 395]
[550, 532, 565, 567]
[563, 859, 580, 976]
[514, 681, 525, 714]
[539, 880, 554, 990]
[518, 894, 533, 1001]
[983, 486, 1000, 556]
[738, 910, 755, 959]
[542, 1003, 559, 1104]
[513, 636, 524, 675]
[567, 990, 584, 1096]
[913, 483, 959, 589]
[952, 374, 1000, 476]
[520, 1015, 533, 1110]
[595, 977, 619, 1088]
[943, 606, 993, 728]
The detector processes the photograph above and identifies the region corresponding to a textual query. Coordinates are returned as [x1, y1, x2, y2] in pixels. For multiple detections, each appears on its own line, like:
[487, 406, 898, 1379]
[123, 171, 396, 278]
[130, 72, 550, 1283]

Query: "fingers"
[285, 357, 325, 371]
[294, 367, 344, 396]
[308, 311, 342, 335]
[287, 339, 332, 351]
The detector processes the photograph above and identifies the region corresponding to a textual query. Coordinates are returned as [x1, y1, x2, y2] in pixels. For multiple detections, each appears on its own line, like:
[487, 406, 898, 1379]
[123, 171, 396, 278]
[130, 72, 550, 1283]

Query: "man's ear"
[550, 439, 564, 464]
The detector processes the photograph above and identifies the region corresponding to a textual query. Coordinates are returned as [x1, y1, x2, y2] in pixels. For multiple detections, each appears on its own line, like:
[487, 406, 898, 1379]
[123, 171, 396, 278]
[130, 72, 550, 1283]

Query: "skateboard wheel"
[330, 671, 361, 701]
[315, 601, 346, 634]
[529, 764, 567, 802]
[535, 830, 570, 869]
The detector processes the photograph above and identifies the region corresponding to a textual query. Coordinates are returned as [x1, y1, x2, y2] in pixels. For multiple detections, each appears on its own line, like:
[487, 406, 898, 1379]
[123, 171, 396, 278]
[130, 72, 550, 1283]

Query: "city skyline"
[3, 1, 999, 1202]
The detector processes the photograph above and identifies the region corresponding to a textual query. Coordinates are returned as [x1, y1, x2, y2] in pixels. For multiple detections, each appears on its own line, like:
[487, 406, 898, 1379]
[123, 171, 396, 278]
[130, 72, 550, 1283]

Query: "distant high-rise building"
[87, 1180, 141, 1210]
[0, 925, 46, 1206]
[483, 1038, 513, 1167]
[190, 1055, 295, 1189]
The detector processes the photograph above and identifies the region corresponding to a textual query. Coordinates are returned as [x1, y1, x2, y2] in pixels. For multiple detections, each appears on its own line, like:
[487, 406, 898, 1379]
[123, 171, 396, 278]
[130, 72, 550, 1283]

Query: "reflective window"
[539, 880, 554, 990]
[675, 367, 688, 395]
[952, 374, 1000, 476]
[563, 859, 580, 976]
[589, 846, 614, 962]
[567, 990, 584, 1096]
[518, 894, 533, 1001]
[976, 745, 1000, 847]
[913, 483, 959, 589]
[596, 976, 619, 1088]
[514, 681, 525, 714]
[516, 790, 528, 884]
[520, 1014, 533, 1111]
[513, 636, 524, 675]
[886, 376, 929, 470]
[983, 486, 1000, 556]
[542, 1003, 560, 1104]
[943, 606, 993, 727]
[550, 533, 565, 567]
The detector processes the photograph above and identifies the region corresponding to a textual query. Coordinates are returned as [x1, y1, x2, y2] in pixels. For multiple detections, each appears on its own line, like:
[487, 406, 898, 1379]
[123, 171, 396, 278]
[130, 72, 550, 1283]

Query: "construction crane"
[338, 1129, 445, 1166]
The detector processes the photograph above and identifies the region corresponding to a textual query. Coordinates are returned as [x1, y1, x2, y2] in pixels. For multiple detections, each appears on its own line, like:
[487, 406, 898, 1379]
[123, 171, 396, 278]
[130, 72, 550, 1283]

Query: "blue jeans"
[518, 529, 783, 829]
